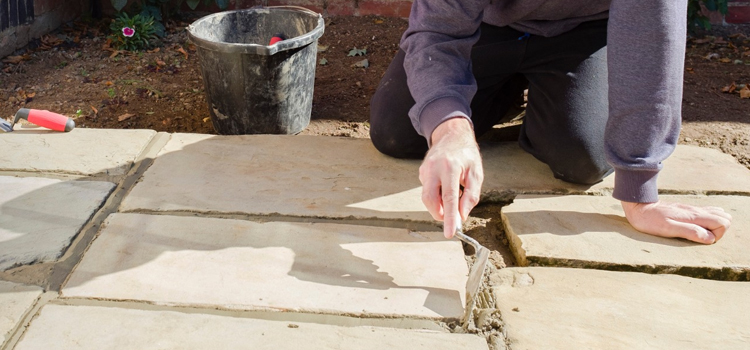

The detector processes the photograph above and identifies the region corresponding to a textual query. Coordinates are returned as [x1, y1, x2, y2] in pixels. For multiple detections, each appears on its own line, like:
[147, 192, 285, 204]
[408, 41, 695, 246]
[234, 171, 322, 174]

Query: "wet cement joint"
[524, 257, 750, 282]
[46, 132, 172, 291]
[119, 208, 442, 232]
[0, 291, 57, 350]
[52, 297, 451, 332]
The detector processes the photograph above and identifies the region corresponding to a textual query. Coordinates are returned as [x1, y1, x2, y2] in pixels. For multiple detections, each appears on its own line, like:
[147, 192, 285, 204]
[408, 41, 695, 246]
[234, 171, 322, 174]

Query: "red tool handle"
[269, 33, 286, 45]
[26, 109, 75, 132]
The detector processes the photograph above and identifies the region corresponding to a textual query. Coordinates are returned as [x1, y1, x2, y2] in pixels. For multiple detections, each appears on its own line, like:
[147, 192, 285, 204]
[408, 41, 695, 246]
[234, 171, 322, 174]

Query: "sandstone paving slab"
[63, 213, 468, 320]
[0, 176, 115, 270]
[0, 281, 42, 344]
[120, 136, 750, 221]
[493, 267, 750, 349]
[481, 143, 750, 196]
[502, 195, 749, 279]
[120, 134, 432, 222]
[0, 128, 156, 176]
[15, 304, 488, 350]
[592, 144, 750, 194]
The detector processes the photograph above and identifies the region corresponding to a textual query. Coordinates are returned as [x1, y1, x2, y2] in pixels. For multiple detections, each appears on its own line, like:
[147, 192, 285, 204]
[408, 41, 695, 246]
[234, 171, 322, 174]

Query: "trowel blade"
[462, 246, 489, 325]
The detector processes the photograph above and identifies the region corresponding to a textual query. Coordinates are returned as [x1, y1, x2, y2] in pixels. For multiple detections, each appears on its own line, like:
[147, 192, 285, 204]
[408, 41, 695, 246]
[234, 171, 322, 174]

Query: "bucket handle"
[263, 5, 320, 17]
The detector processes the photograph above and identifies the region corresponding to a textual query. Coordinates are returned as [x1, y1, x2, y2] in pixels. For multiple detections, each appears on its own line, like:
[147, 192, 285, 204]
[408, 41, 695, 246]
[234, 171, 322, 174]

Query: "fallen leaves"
[741, 86, 750, 99]
[721, 82, 750, 99]
[722, 82, 737, 93]
[352, 59, 369, 68]
[176, 47, 189, 60]
[319, 58, 328, 65]
[2, 54, 31, 64]
[118, 113, 135, 122]
[348, 47, 367, 57]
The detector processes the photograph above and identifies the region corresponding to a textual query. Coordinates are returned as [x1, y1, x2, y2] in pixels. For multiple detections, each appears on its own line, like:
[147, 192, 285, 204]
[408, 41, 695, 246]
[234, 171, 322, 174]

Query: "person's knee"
[549, 156, 612, 185]
[369, 121, 426, 159]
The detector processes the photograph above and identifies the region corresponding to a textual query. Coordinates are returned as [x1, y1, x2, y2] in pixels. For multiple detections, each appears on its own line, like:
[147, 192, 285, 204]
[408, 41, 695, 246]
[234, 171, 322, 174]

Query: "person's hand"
[419, 118, 484, 239]
[621, 201, 732, 244]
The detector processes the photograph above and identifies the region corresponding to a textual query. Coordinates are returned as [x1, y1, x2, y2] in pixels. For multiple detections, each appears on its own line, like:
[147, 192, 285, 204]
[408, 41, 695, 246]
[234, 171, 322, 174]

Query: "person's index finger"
[441, 172, 461, 239]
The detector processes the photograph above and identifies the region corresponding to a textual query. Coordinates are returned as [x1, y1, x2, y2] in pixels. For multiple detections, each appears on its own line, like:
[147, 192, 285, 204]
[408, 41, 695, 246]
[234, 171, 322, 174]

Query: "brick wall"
[101, 0, 414, 18]
[0, 0, 86, 58]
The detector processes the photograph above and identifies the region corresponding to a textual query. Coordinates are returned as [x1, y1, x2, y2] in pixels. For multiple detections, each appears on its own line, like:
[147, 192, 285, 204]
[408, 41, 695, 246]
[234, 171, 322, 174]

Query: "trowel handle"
[15, 108, 75, 132]
[454, 227, 481, 251]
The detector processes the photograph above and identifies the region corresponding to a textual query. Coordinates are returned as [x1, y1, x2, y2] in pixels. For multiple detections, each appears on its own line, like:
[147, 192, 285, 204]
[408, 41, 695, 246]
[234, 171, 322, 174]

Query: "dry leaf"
[693, 38, 711, 44]
[105, 81, 114, 86]
[740, 86, 750, 99]
[90, 105, 98, 114]
[147, 48, 161, 53]
[202, 117, 210, 123]
[118, 113, 135, 122]
[720, 58, 732, 63]
[374, 19, 384, 24]
[26, 92, 36, 98]
[2, 55, 30, 64]
[156, 59, 166, 66]
[177, 47, 189, 60]
[110, 50, 121, 58]
[721, 82, 737, 93]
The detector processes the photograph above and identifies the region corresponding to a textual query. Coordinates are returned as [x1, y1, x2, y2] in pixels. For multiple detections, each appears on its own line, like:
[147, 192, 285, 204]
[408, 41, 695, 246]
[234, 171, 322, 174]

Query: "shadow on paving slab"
[0, 134, 464, 318]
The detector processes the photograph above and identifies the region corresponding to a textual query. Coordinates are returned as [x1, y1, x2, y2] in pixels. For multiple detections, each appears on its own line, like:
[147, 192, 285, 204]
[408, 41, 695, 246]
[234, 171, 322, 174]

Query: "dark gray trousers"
[369, 19, 613, 185]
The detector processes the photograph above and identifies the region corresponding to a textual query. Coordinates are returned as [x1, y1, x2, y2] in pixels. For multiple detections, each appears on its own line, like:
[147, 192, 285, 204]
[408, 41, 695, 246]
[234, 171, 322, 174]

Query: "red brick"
[357, 0, 412, 17]
[727, 1, 750, 23]
[326, 0, 355, 16]
[266, 0, 325, 14]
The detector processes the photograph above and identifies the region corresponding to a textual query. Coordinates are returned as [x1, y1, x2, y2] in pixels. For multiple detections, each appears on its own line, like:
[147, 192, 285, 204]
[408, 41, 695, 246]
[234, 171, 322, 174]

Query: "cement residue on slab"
[15, 304, 489, 350]
[0, 176, 115, 270]
[492, 267, 750, 349]
[502, 195, 750, 280]
[63, 213, 468, 320]
[0, 281, 41, 344]
[0, 128, 156, 176]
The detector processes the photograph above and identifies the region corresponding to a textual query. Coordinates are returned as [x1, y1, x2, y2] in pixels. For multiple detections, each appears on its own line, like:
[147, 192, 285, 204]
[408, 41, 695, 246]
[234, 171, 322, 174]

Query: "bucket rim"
[187, 6, 324, 56]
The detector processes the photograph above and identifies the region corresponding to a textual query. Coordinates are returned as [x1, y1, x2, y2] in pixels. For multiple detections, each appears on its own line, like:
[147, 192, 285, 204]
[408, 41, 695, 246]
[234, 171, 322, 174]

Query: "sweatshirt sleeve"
[400, 0, 490, 144]
[606, 0, 687, 203]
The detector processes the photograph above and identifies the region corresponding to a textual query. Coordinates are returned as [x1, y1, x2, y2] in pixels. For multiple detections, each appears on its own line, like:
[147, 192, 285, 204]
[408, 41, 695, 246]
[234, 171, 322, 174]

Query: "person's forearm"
[605, 0, 687, 203]
[401, 0, 489, 144]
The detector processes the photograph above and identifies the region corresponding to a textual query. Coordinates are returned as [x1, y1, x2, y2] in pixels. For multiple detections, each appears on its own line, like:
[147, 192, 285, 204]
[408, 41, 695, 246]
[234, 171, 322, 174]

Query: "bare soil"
[0, 16, 748, 164]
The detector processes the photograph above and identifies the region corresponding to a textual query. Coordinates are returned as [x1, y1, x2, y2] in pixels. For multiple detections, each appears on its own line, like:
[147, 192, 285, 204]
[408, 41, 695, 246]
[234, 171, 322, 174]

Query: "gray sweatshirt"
[401, 0, 687, 203]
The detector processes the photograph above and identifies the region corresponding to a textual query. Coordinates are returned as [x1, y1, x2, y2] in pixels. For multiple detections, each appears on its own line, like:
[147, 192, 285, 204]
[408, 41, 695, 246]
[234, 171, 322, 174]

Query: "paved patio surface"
[1, 128, 748, 349]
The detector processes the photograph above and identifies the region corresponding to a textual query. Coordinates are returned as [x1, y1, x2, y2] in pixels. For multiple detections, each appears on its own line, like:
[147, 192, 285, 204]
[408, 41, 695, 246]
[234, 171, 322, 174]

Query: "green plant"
[107, 88, 117, 99]
[688, 0, 729, 31]
[108, 12, 158, 51]
[111, 0, 167, 37]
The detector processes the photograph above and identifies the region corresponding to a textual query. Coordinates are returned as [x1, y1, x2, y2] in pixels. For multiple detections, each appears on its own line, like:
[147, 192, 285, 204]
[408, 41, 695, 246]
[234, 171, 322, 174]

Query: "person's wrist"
[430, 117, 473, 145]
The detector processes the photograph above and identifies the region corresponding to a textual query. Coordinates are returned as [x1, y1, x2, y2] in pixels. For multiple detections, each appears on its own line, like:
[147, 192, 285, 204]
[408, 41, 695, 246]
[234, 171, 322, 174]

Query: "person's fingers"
[441, 169, 461, 239]
[459, 167, 483, 221]
[420, 181, 443, 221]
[419, 162, 444, 221]
[664, 219, 716, 244]
[676, 211, 731, 242]
[702, 206, 733, 222]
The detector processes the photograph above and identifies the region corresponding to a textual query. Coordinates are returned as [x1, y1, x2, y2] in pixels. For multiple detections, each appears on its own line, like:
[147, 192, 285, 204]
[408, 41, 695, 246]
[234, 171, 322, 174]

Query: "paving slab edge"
[52, 297, 451, 332]
[0, 130, 159, 181]
[500, 212, 750, 282]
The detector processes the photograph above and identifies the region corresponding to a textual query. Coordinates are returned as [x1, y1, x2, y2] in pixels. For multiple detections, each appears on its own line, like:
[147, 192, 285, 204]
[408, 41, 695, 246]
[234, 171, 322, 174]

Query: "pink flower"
[122, 27, 135, 37]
